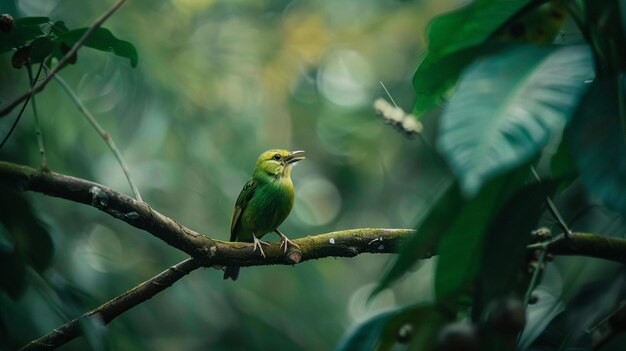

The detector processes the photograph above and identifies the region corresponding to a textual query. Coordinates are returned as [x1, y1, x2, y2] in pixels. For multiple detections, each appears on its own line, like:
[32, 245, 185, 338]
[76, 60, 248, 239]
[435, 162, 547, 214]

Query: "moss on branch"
[2, 160, 626, 267]
[3, 159, 626, 350]
[0, 161, 415, 267]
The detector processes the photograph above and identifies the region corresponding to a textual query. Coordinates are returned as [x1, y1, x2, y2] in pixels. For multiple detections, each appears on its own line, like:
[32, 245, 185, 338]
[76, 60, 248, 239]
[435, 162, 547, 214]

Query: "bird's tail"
[223, 266, 240, 280]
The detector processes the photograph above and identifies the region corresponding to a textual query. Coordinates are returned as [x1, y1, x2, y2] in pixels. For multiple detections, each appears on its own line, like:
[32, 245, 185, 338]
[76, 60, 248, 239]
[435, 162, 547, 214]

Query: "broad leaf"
[58, 27, 138, 67]
[30, 36, 52, 63]
[519, 287, 565, 349]
[567, 78, 626, 214]
[550, 135, 578, 193]
[335, 304, 448, 351]
[437, 45, 593, 196]
[474, 181, 556, 319]
[371, 179, 461, 298]
[413, 47, 482, 116]
[435, 165, 530, 306]
[583, 0, 626, 138]
[584, 0, 626, 78]
[414, 0, 532, 116]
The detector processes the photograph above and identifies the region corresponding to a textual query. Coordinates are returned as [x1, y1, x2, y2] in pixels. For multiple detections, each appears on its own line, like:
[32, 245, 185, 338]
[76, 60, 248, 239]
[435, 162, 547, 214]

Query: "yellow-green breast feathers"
[224, 149, 305, 280]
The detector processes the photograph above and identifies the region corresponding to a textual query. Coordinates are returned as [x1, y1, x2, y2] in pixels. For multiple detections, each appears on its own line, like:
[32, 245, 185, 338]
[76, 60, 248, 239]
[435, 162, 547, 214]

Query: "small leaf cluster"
[0, 14, 137, 70]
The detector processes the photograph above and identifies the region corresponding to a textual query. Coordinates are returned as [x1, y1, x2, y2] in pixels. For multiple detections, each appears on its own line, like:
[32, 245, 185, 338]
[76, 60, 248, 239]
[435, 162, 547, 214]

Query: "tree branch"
[2, 159, 626, 350]
[0, 161, 413, 266]
[18, 257, 201, 351]
[0, 0, 127, 118]
[53, 74, 142, 202]
[2, 160, 626, 266]
[0, 160, 214, 256]
[535, 233, 626, 263]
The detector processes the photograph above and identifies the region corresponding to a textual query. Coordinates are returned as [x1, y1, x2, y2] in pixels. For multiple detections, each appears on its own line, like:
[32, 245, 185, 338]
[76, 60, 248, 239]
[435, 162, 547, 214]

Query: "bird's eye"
[272, 154, 281, 161]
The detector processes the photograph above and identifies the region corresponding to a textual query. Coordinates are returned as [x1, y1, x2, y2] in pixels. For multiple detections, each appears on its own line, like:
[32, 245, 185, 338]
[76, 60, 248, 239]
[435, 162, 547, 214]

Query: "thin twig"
[19, 258, 201, 351]
[27, 64, 49, 171]
[524, 247, 547, 306]
[2, 160, 626, 266]
[0, 160, 623, 349]
[0, 0, 127, 118]
[531, 166, 573, 238]
[53, 74, 143, 202]
[379, 81, 399, 108]
[0, 65, 45, 149]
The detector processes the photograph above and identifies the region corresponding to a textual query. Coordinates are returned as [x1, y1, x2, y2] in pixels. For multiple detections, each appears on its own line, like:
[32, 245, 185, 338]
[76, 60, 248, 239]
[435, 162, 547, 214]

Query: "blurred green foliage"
[0, 0, 458, 350]
[365, 0, 626, 350]
[0, 190, 54, 299]
[2, 0, 626, 350]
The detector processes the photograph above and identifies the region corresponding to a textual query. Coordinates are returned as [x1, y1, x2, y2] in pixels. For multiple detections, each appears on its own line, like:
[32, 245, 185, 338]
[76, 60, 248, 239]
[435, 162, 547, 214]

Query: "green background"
[0, 0, 459, 349]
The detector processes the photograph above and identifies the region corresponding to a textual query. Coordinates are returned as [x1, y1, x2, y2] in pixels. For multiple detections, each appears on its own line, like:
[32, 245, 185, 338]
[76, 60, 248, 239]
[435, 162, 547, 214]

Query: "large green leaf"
[582, 0, 626, 138]
[58, 27, 138, 67]
[371, 180, 462, 298]
[426, 1, 532, 56]
[474, 181, 556, 320]
[0, 190, 55, 298]
[519, 286, 564, 349]
[550, 134, 578, 194]
[567, 78, 626, 214]
[413, 0, 536, 116]
[437, 45, 593, 196]
[584, 0, 626, 78]
[413, 47, 482, 116]
[435, 165, 530, 306]
[335, 304, 448, 351]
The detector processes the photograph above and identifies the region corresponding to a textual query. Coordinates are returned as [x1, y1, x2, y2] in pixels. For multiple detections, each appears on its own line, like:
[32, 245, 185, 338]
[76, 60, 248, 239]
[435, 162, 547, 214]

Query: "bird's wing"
[230, 178, 257, 241]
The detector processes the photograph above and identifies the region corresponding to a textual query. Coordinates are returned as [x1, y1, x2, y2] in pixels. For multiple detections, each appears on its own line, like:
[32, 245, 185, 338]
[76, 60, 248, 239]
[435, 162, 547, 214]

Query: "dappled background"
[0, 0, 459, 349]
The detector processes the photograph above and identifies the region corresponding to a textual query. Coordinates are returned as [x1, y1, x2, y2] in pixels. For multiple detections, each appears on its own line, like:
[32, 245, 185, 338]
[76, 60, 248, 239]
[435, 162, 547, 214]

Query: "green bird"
[223, 149, 305, 280]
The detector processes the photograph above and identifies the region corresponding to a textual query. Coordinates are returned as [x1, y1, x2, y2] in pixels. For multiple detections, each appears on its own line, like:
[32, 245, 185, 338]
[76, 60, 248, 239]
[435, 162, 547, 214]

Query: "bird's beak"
[285, 150, 306, 164]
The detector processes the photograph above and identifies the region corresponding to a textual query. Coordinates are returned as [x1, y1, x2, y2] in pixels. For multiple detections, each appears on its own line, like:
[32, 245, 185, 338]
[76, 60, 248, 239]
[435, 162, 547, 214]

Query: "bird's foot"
[252, 235, 270, 258]
[276, 230, 300, 253]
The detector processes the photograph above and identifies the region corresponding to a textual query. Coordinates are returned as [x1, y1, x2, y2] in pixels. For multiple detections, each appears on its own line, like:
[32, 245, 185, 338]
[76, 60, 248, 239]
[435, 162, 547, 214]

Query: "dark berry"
[485, 297, 526, 335]
[0, 14, 14, 33]
[435, 322, 480, 351]
[12, 46, 32, 69]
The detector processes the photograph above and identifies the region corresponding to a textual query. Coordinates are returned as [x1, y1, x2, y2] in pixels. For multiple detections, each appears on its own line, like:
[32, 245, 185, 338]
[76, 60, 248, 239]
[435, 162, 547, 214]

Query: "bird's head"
[255, 149, 305, 178]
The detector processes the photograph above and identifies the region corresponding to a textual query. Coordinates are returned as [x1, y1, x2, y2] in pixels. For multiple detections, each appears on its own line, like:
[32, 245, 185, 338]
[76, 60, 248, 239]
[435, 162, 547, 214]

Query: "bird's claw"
[252, 235, 269, 258]
[278, 233, 300, 253]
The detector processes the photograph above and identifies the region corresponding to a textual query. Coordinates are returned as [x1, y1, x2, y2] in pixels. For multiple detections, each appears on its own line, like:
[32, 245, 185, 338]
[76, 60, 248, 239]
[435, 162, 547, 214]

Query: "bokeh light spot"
[317, 49, 374, 108]
[294, 176, 341, 226]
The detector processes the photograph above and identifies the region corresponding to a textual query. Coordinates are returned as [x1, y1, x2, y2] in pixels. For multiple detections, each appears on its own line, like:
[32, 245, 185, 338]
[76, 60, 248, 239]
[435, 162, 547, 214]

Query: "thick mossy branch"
[540, 233, 626, 263]
[3, 159, 626, 351]
[18, 258, 201, 351]
[2, 161, 626, 266]
[0, 161, 214, 257]
[0, 161, 414, 266]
